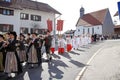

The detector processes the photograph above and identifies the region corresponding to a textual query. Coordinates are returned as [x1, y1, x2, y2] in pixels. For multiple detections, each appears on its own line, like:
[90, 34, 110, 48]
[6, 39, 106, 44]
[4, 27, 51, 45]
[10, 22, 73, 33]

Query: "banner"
[47, 19, 52, 32]
[118, 2, 120, 19]
[57, 20, 64, 31]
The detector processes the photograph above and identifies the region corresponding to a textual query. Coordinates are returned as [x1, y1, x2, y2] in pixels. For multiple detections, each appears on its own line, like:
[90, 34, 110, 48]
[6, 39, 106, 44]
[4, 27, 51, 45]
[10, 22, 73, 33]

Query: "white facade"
[74, 25, 102, 36]
[0, 8, 55, 35]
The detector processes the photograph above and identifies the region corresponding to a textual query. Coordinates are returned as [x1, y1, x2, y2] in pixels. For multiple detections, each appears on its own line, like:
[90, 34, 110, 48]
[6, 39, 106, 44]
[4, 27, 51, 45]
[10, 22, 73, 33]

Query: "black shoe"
[29, 66, 34, 69]
[50, 57, 52, 60]
[6, 76, 12, 80]
[45, 59, 49, 62]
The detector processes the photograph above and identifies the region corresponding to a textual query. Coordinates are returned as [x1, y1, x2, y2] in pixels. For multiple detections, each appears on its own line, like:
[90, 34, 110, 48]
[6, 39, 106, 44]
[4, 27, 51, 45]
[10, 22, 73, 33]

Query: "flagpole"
[54, 14, 61, 42]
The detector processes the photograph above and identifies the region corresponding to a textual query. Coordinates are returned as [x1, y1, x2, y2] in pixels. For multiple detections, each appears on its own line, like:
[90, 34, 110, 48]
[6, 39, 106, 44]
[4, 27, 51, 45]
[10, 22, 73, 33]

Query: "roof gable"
[114, 25, 120, 28]
[76, 8, 108, 27]
[114, 11, 118, 16]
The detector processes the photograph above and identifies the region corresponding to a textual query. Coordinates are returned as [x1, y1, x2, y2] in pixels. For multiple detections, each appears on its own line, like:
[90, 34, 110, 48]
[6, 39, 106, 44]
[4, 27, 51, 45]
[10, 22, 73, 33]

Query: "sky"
[37, 0, 120, 33]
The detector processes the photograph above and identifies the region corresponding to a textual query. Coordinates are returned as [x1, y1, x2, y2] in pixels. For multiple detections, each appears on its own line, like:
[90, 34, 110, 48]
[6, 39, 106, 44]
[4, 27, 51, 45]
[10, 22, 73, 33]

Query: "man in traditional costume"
[43, 30, 52, 61]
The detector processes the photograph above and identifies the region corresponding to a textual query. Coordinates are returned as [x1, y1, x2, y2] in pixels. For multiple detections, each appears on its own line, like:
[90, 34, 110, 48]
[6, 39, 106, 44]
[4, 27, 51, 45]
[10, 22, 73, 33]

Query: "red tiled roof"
[114, 25, 120, 28]
[76, 8, 108, 27]
[0, 0, 61, 14]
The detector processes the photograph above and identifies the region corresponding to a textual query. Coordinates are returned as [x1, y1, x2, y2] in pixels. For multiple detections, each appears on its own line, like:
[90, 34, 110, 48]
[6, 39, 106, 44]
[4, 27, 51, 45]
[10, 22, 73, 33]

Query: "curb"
[75, 47, 103, 80]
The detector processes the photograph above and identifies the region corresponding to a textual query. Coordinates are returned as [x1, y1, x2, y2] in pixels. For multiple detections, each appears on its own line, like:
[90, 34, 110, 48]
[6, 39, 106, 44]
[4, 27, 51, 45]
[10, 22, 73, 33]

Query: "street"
[1, 39, 120, 80]
[80, 40, 120, 80]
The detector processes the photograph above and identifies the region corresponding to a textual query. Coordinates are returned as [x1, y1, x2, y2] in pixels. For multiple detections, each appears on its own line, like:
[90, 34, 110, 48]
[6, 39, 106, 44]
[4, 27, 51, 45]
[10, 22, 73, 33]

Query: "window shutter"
[0, 8, 3, 14]
[26, 14, 29, 20]
[11, 10, 14, 15]
[38, 16, 41, 21]
[24, 28, 28, 34]
[31, 15, 33, 20]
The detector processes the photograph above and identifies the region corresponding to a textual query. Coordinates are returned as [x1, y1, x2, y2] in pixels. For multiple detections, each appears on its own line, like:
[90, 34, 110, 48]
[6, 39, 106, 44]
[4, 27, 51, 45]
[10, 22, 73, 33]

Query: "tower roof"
[80, 6, 84, 12]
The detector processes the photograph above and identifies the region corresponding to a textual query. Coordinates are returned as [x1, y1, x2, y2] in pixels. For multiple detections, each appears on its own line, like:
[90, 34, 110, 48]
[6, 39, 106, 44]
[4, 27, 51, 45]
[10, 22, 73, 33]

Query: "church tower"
[80, 6, 85, 18]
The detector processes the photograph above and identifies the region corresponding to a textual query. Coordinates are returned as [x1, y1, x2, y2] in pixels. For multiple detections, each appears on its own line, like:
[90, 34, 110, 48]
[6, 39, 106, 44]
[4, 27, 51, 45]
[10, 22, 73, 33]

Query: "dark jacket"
[44, 35, 52, 47]
[18, 39, 26, 50]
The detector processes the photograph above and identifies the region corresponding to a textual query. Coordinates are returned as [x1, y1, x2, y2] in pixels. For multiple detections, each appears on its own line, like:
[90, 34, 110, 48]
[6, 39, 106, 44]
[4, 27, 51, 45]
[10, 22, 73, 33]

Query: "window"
[0, 24, 13, 32]
[31, 15, 41, 21]
[92, 28, 94, 34]
[30, 28, 45, 34]
[20, 13, 29, 20]
[20, 27, 28, 34]
[83, 28, 85, 34]
[4, 0, 11, 2]
[0, 8, 14, 15]
[88, 28, 89, 33]
[1, 0, 11, 2]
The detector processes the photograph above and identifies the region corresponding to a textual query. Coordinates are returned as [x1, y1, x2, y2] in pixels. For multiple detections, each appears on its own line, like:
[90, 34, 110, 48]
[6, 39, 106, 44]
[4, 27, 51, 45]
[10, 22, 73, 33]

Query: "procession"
[1, 0, 120, 80]
[0, 29, 104, 79]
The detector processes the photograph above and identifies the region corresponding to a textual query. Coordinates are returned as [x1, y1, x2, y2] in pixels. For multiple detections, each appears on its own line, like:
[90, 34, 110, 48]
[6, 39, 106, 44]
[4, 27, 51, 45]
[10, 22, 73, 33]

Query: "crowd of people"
[0, 30, 52, 79]
[0, 30, 106, 79]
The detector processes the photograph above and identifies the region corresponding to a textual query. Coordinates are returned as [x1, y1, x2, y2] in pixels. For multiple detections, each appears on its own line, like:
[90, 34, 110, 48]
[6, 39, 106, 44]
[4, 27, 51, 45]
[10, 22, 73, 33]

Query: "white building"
[75, 7, 114, 36]
[0, 0, 61, 34]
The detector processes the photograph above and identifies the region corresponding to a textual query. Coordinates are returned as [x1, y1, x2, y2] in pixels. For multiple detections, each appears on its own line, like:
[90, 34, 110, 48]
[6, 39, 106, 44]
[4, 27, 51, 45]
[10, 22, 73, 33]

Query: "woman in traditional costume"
[17, 34, 26, 65]
[0, 34, 5, 72]
[27, 33, 40, 68]
[4, 31, 22, 78]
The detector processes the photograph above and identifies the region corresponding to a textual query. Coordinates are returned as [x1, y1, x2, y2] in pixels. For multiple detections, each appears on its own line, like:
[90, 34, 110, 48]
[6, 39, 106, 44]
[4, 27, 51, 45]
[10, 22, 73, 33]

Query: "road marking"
[75, 47, 103, 80]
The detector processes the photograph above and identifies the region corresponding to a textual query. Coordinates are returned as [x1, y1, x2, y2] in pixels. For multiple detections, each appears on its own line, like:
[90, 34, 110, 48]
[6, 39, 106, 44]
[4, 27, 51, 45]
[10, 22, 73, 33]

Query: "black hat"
[9, 31, 17, 38]
[27, 33, 30, 36]
[0, 34, 4, 39]
[32, 33, 38, 36]
[20, 33, 25, 38]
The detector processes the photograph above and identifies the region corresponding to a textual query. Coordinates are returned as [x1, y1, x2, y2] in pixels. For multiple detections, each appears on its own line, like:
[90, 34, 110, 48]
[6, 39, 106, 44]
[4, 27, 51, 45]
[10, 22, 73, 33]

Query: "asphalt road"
[80, 39, 120, 80]
[0, 40, 107, 80]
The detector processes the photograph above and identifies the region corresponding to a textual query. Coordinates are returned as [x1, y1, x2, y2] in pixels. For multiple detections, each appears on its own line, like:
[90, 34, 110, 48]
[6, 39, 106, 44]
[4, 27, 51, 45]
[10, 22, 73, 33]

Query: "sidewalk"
[80, 40, 120, 80]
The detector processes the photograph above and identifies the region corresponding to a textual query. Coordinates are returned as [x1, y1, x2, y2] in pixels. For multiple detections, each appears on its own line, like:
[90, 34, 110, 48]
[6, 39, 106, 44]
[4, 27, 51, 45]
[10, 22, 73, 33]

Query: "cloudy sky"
[37, 0, 119, 32]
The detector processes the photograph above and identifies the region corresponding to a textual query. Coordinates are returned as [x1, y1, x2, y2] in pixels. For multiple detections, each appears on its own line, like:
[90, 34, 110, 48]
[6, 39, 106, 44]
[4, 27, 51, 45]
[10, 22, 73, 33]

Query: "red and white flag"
[47, 19, 53, 32]
[57, 20, 64, 31]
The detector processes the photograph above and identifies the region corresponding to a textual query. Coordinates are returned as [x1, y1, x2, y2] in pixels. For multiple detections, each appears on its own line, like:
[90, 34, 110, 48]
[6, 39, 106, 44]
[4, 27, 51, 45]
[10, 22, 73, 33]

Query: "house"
[64, 29, 76, 38]
[74, 7, 114, 36]
[113, 11, 120, 35]
[0, 0, 61, 34]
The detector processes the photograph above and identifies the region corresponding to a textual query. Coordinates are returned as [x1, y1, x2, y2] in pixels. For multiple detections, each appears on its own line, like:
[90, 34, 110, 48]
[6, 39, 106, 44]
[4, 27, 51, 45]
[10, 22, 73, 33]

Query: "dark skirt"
[0, 52, 4, 71]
